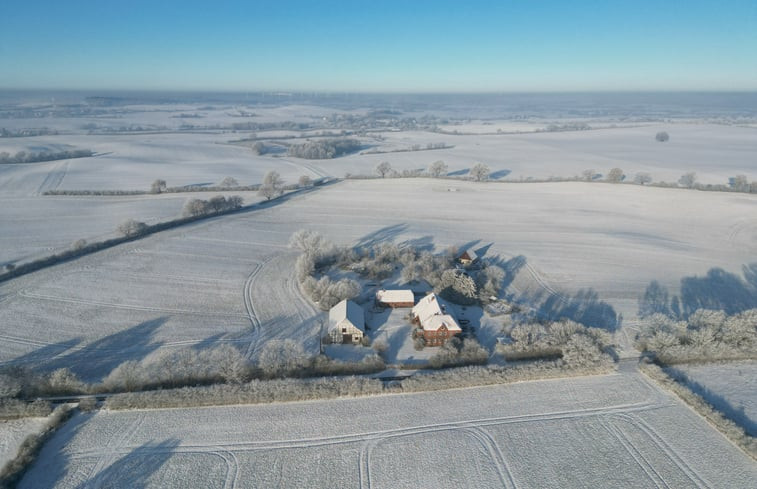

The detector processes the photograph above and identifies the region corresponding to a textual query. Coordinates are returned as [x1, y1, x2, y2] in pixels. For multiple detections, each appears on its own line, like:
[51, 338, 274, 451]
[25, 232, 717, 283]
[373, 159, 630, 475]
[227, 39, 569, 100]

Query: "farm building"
[412, 293, 462, 346]
[375, 289, 415, 308]
[328, 299, 365, 344]
[457, 249, 478, 266]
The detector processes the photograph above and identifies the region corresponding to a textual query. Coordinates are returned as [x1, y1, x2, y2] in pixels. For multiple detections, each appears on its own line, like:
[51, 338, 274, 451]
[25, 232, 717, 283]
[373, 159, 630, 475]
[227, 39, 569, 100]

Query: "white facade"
[328, 299, 365, 344]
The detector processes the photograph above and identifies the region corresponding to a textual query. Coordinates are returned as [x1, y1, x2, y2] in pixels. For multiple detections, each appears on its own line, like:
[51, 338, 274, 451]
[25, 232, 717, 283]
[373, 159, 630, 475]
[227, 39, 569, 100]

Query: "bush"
[117, 219, 148, 238]
[655, 131, 670, 142]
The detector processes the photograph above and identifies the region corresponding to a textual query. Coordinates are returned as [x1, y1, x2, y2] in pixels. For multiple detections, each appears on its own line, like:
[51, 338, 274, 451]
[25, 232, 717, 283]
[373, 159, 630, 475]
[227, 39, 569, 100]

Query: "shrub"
[117, 219, 148, 238]
[655, 131, 670, 142]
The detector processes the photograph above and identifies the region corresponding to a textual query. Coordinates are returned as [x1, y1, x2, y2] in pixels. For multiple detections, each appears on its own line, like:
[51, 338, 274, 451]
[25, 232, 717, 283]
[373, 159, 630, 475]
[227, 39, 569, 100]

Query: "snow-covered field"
[0, 188, 265, 265]
[1, 179, 755, 378]
[673, 361, 757, 436]
[19, 371, 757, 488]
[0, 417, 47, 468]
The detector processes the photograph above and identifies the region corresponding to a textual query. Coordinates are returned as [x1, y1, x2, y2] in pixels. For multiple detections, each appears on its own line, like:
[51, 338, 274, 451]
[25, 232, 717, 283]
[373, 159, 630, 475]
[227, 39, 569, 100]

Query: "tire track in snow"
[71, 398, 670, 460]
[617, 413, 711, 489]
[463, 426, 518, 489]
[599, 417, 669, 489]
[35, 160, 69, 195]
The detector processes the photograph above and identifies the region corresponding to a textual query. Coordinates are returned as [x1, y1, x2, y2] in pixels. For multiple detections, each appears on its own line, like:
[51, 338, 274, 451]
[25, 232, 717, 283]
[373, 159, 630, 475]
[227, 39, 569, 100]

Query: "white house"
[328, 299, 365, 344]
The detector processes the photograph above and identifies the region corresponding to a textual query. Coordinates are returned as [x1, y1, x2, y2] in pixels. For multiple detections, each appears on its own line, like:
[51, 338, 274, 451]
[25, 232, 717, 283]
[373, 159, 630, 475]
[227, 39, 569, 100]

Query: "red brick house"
[411, 293, 461, 346]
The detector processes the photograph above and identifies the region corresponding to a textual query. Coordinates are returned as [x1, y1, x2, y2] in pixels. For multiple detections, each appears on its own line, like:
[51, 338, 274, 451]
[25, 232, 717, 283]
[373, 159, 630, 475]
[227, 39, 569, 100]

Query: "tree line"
[0, 149, 93, 164]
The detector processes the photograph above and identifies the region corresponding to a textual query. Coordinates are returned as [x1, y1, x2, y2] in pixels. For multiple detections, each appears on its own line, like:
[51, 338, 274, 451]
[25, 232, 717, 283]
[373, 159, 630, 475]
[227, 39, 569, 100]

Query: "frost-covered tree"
[298, 175, 312, 187]
[470, 163, 490, 182]
[428, 160, 448, 177]
[634, 172, 652, 185]
[257, 339, 308, 377]
[375, 161, 392, 178]
[150, 179, 167, 194]
[117, 219, 148, 238]
[220, 176, 239, 188]
[438, 269, 478, 305]
[678, 172, 697, 188]
[729, 174, 749, 192]
[259, 170, 283, 200]
[606, 168, 624, 183]
[582, 169, 596, 182]
[655, 131, 670, 142]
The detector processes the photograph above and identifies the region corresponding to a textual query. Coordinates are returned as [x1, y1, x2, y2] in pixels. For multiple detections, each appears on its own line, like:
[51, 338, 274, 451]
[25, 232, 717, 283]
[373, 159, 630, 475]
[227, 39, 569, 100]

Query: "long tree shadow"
[5, 338, 83, 369]
[77, 439, 181, 489]
[666, 366, 757, 436]
[355, 224, 408, 248]
[535, 288, 619, 331]
[640, 263, 757, 319]
[44, 317, 168, 382]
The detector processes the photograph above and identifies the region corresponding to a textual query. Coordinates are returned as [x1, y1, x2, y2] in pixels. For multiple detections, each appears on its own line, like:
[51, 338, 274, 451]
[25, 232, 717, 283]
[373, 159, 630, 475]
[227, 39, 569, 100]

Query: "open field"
[0, 189, 265, 266]
[19, 371, 757, 488]
[1, 178, 756, 378]
[672, 361, 757, 436]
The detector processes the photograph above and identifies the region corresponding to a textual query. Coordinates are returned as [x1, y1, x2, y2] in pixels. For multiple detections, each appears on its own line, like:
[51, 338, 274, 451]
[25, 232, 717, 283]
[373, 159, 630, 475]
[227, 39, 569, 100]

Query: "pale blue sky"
[1, 1, 756, 91]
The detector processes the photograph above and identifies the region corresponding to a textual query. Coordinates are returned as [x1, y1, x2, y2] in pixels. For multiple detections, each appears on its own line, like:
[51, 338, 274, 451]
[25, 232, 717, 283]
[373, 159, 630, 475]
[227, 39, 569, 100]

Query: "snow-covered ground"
[19, 371, 757, 488]
[0, 189, 265, 265]
[1, 179, 755, 378]
[672, 360, 757, 436]
[0, 417, 47, 468]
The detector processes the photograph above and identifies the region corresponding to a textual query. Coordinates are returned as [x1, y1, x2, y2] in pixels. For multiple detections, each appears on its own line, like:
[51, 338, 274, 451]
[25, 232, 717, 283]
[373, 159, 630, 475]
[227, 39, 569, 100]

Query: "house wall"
[329, 322, 364, 344]
[422, 329, 458, 346]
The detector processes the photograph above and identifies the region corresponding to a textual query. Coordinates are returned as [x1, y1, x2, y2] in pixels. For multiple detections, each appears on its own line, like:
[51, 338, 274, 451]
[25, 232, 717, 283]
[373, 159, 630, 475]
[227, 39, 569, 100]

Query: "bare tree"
[582, 169, 596, 182]
[469, 163, 490, 182]
[117, 219, 148, 237]
[678, 172, 697, 188]
[606, 168, 624, 183]
[428, 160, 448, 178]
[634, 172, 652, 185]
[150, 179, 167, 194]
[375, 161, 392, 178]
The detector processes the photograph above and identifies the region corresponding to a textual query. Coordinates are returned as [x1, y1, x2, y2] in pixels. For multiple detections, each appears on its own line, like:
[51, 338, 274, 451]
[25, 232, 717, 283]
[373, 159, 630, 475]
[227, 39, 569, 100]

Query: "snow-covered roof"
[376, 289, 414, 304]
[422, 314, 462, 332]
[328, 299, 364, 332]
[412, 293, 444, 324]
[459, 249, 478, 261]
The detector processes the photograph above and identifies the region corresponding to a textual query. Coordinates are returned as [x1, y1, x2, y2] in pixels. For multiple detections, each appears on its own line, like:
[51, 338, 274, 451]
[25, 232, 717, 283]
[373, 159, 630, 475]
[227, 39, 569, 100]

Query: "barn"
[328, 299, 365, 344]
[411, 293, 462, 346]
[375, 289, 415, 308]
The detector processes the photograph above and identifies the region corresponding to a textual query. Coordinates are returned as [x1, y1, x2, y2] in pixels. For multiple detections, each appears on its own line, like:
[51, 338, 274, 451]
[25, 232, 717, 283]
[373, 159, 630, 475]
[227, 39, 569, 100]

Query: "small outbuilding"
[328, 299, 365, 344]
[376, 289, 415, 308]
[457, 249, 478, 266]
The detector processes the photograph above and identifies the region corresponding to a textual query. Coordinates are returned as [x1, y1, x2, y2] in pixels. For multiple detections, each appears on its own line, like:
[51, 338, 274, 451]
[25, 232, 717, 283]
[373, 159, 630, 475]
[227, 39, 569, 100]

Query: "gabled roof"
[422, 314, 461, 332]
[459, 249, 478, 261]
[328, 299, 364, 333]
[376, 289, 414, 304]
[412, 292, 444, 324]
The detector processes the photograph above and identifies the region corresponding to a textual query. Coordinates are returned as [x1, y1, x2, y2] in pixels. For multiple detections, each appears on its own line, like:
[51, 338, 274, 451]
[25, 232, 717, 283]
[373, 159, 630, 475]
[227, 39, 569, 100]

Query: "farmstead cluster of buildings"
[328, 290, 461, 346]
